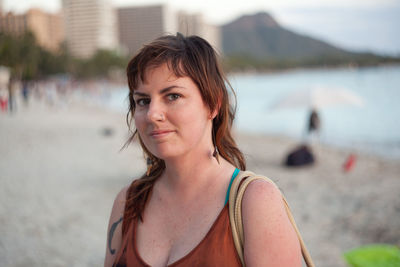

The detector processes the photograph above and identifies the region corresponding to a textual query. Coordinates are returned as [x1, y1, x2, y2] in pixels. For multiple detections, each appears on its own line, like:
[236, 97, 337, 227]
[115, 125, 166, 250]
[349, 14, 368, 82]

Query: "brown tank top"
[113, 204, 242, 267]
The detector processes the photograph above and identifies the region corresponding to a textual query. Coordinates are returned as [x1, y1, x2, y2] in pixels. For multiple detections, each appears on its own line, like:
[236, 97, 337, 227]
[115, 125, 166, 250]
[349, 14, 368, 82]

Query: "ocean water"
[107, 65, 400, 159]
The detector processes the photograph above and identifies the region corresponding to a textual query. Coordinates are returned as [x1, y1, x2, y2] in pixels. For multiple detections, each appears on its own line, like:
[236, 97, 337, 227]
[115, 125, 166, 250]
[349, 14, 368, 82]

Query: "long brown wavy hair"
[122, 33, 246, 234]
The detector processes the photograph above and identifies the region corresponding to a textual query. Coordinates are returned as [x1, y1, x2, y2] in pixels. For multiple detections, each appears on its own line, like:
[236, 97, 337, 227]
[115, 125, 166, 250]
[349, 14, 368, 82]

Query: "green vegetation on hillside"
[222, 52, 400, 72]
[221, 12, 400, 72]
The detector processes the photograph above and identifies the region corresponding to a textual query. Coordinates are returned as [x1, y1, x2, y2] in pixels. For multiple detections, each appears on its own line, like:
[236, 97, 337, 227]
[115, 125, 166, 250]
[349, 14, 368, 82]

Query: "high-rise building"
[117, 4, 177, 56]
[0, 8, 65, 52]
[62, 0, 118, 58]
[177, 12, 221, 54]
[0, 12, 25, 36]
[117, 5, 221, 56]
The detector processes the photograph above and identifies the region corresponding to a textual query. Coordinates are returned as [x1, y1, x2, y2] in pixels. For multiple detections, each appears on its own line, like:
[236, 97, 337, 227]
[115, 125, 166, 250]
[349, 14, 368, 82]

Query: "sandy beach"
[1, 97, 399, 267]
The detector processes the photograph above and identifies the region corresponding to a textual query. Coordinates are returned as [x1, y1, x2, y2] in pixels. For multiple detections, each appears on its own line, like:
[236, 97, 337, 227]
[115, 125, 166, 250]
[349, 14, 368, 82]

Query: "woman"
[104, 33, 301, 267]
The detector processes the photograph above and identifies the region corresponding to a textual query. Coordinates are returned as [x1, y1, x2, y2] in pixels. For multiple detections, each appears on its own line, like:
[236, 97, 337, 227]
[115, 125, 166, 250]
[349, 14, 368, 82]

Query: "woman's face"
[133, 64, 214, 161]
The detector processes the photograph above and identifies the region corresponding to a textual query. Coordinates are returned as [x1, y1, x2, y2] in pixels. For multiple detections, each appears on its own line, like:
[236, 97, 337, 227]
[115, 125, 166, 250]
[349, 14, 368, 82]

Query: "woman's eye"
[136, 98, 150, 106]
[167, 94, 180, 101]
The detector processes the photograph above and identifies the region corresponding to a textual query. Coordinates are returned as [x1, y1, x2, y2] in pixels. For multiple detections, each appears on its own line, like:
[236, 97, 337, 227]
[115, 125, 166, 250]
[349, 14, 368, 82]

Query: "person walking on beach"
[104, 33, 302, 267]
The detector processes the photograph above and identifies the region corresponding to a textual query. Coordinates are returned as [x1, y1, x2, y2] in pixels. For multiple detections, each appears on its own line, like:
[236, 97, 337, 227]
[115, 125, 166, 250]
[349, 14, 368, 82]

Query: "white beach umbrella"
[270, 86, 365, 110]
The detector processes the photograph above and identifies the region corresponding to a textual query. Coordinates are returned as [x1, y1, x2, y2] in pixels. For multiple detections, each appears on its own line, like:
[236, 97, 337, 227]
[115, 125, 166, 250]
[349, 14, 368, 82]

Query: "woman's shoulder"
[237, 171, 282, 205]
[113, 177, 143, 207]
[242, 177, 282, 209]
[111, 176, 145, 216]
[240, 173, 302, 266]
[111, 185, 130, 216]
[240, 172, 285, 224]
[117, 185, 129, 201]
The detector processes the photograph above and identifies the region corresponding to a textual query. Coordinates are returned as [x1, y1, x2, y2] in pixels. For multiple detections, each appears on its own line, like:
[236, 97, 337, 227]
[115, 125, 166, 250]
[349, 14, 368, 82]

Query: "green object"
[344, 244, 400, 267]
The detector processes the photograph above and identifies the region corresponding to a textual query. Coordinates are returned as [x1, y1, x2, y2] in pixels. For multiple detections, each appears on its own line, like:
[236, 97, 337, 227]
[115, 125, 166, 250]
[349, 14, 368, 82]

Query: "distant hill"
[221, 12, 398, 70]
[222, 12, 352, 60]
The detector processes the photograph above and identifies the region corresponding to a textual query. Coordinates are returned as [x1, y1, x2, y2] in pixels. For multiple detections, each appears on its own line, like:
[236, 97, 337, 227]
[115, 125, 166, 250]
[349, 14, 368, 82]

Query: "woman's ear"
[210, 108, 218, 120]
[209, 96, 222, 119]
[210, 100, 221, 120]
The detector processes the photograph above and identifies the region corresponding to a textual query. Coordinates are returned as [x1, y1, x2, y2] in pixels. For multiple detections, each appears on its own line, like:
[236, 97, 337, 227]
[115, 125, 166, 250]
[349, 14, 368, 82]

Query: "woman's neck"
[158, 150, 233, 202]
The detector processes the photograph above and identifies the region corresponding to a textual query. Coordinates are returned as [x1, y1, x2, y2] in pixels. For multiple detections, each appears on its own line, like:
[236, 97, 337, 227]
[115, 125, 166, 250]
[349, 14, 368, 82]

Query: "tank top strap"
[224, 168, 240, 206]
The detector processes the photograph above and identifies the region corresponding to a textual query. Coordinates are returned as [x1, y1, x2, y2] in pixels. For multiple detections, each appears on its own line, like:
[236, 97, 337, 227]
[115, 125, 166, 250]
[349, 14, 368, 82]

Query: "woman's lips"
[149, 130, 175, 138]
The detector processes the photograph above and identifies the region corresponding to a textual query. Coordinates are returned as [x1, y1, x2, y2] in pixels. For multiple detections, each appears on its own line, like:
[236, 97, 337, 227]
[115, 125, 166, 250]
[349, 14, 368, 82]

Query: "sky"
[2, 0, 400, 56]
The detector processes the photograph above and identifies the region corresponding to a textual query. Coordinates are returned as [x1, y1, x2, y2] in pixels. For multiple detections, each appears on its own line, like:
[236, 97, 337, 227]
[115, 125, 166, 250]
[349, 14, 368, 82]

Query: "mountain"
[222, 12, 355, 62]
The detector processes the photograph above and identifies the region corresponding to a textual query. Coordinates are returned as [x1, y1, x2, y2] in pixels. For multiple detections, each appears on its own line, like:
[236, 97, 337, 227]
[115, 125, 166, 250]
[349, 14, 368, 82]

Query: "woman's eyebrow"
[134, 86, 185, 97]
[160, 85, 185, 94]
[133, 91, 148, 97]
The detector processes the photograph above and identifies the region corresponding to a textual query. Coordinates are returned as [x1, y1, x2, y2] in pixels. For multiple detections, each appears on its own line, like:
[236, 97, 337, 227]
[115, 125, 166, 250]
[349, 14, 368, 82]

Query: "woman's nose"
[147, 101, 165, 122]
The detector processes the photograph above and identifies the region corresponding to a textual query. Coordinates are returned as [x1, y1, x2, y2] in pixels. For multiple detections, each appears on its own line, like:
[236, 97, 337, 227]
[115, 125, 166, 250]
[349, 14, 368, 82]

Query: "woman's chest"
[135, 203, 225, 266]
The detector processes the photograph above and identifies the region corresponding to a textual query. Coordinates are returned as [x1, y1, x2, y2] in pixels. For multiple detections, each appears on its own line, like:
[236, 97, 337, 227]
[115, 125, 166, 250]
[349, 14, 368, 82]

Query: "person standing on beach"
[22, 80, 30, 106]
[8, 78, 16, 113]
[306, 108, 321, 144]
[104, 34, 302, 267]
[308, 109, 320, 134]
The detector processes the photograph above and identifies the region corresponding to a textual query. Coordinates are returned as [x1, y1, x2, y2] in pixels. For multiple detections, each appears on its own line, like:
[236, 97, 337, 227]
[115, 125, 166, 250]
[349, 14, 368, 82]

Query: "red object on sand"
[343, 154, 357, 172]
[0, 98, 8, 112]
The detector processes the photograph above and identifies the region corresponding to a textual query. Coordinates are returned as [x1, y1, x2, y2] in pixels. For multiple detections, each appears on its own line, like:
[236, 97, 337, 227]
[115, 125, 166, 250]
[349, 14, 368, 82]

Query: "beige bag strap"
[228, 171, 315, 267]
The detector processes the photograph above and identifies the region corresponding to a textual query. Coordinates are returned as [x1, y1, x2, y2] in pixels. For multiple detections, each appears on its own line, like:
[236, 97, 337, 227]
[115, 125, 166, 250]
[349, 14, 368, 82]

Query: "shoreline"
[237, 130, 400, 163]
[226, 62, 400, 76]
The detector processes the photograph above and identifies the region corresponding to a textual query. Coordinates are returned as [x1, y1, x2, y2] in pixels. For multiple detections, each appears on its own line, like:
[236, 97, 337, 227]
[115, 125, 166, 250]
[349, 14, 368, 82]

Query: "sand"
[1, 96, 399, 267]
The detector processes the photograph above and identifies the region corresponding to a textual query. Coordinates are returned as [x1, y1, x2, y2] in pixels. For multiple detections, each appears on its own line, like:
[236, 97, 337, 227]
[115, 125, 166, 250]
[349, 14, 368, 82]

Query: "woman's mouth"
[149, 130, 175, 139]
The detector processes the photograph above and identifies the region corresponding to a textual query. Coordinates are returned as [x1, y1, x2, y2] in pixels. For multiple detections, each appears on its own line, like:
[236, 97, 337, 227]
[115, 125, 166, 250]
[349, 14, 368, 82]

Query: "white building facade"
[117, 5, 177, 56]
[117, 5, 221, 56]
[62, 0, 118, 58]
[177, 11, 221, 54]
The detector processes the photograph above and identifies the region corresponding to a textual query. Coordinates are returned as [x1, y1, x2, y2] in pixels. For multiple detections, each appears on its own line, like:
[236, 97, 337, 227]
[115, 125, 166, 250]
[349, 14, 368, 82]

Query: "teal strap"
[224, 168, 240, 205]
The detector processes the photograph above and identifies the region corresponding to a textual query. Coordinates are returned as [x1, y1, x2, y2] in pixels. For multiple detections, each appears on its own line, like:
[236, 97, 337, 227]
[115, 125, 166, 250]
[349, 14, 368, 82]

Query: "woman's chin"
[148, 146, 181, 160]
